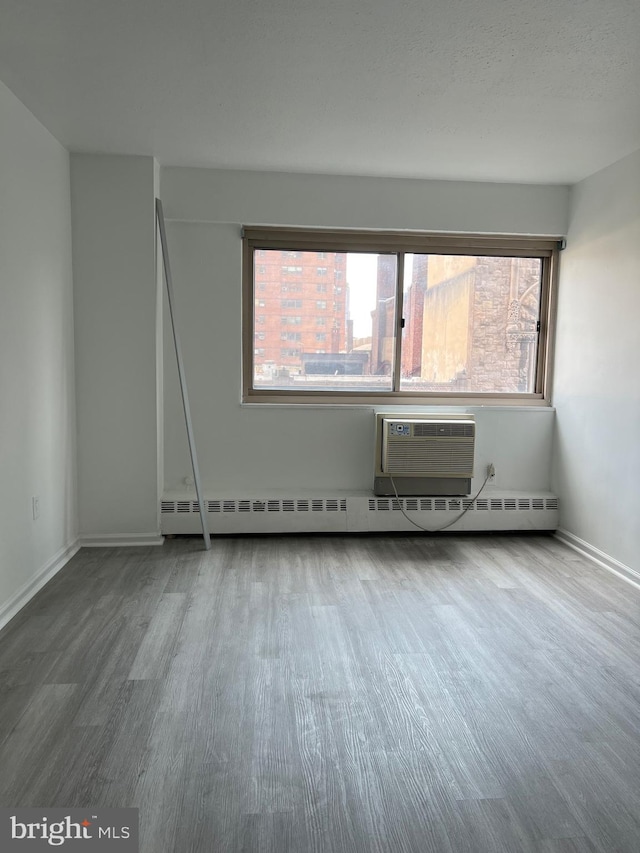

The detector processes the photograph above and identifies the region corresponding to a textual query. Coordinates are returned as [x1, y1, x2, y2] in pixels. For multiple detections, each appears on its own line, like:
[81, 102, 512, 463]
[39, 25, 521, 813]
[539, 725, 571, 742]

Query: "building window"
[317, 283, 328, 292]
[317, 267, 328, 275]
[243, 227, 559, 403]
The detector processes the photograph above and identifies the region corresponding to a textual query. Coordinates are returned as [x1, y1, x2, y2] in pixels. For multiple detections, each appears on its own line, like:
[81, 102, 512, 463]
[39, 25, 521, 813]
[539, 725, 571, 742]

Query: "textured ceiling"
[0, 0, 639, 183]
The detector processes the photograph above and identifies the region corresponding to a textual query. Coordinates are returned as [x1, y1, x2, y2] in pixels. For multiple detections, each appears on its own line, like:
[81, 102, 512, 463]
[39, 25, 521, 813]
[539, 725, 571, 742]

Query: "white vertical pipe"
[156, 199, 211, 550]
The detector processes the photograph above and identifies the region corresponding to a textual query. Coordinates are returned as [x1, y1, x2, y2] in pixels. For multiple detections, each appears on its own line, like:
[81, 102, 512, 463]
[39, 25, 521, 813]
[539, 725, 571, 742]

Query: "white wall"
[552, 148, 640, 573]
[163, 167, 569, 234]
[71, 155, 161, 542]
[161, 168, 567, 497]
[0, 81, 77, 625]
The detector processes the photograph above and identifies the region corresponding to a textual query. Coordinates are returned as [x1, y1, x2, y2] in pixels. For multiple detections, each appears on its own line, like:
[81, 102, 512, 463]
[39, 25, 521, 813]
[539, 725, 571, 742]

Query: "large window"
[242, 228, 559, 404]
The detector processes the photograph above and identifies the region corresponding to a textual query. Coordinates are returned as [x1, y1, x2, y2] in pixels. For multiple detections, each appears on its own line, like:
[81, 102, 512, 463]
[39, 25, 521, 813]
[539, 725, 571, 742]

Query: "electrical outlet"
[487, 463, 496, 482]
[32, 496, 40, 520]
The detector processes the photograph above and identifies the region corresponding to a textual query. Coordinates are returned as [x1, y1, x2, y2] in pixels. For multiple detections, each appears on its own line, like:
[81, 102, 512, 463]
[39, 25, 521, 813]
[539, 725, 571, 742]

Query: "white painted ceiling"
[1, 0, 639, 183]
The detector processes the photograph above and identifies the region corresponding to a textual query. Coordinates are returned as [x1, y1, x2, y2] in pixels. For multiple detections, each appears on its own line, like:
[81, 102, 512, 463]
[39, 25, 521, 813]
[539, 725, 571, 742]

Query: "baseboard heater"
[160, 493, 558, 535]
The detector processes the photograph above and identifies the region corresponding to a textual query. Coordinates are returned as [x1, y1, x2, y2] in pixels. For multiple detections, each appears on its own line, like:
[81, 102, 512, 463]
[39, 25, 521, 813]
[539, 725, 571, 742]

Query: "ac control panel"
[388, 422, 411, 436]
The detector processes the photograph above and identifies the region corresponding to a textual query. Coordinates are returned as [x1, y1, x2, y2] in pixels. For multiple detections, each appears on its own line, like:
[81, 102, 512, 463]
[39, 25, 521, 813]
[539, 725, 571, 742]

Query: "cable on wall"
[388, 472, 492, 533]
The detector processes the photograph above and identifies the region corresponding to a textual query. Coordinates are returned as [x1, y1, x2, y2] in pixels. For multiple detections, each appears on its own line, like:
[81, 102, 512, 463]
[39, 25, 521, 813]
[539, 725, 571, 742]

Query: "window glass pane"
[253, 250, 396, 391]
[400, 254, 542, 393]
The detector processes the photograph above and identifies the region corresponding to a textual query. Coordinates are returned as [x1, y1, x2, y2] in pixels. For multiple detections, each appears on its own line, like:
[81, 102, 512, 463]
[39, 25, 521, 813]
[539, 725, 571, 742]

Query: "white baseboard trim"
[555, 528, 640, 591]
[0, 539, 81, 633]
[79, 533, 165, 547]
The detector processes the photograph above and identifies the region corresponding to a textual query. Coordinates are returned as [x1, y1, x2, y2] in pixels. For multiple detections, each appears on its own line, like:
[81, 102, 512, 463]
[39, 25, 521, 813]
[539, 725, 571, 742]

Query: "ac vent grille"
[380, 417, 476, 478]
[384, 443, 475, 476]
[413, 422, 474, 438]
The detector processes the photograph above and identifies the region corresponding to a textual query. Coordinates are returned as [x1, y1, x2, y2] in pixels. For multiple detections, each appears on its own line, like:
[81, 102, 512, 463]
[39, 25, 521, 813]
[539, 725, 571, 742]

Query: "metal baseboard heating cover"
[160, 493, 559, 535]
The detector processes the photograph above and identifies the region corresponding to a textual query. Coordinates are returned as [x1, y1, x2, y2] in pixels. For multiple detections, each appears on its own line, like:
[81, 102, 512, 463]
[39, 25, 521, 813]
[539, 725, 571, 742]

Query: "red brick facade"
[254, 250, 347, 378]
[373, 254, 542, 393]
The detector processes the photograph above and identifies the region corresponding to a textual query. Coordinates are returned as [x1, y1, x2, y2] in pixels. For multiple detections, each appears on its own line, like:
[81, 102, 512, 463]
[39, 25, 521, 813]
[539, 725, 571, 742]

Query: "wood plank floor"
[1, 533, 639, 852]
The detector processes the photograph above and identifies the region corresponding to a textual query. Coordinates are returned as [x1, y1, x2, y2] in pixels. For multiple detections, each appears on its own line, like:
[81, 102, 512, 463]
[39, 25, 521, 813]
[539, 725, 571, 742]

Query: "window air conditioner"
[374, 413, 475, 496]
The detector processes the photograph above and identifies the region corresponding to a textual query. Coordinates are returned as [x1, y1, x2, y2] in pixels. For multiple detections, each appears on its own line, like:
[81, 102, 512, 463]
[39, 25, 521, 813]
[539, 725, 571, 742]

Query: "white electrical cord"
[389, 472, 492, 533]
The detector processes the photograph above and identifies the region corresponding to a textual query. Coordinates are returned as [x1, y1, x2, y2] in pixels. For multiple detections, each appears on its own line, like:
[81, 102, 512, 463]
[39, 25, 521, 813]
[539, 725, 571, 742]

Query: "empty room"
[0, 0, 639, 851]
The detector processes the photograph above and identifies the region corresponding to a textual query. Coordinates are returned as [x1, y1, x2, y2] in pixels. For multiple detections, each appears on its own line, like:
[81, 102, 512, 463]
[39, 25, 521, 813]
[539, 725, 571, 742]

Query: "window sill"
[242, 391, 551, 407]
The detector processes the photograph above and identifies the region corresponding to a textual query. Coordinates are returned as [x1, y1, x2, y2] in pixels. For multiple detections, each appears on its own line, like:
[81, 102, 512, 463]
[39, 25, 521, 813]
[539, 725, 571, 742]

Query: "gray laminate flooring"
[1, 534, 639, 852]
